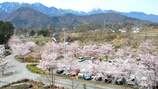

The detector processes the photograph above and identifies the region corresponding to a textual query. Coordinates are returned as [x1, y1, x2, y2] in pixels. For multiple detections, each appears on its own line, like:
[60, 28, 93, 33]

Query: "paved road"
[39, 75, 132, 89]
[0, 54, 41, 86]
[0, 54, 133, 89]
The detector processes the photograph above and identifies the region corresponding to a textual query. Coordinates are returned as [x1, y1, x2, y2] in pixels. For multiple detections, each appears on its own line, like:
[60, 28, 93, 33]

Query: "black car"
[104, 75, 113, 83]
[115, 77, 126, 85]
[56, 69, 64, 74]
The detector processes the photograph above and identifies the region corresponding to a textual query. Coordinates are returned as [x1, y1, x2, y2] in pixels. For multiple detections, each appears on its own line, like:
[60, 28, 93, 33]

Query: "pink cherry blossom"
[67, 42, 81, 57]
[0, 50, 9, 75]
[8, 36, 22, 46]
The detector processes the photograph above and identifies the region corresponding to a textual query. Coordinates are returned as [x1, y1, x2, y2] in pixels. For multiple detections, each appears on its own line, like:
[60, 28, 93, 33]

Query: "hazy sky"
[0, 0, 158, 15]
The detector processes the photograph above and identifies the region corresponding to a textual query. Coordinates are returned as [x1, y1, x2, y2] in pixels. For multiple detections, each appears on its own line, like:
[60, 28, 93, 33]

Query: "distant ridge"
[0, 6, 151, 29]
[0, 2, 158, 23]
[1, 7, 53, 29]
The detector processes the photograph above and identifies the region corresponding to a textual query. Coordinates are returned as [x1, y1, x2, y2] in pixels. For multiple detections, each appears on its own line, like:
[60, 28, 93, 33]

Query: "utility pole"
[104, 20, 105, 31]
[63, 28, 66, 60]
[102, 19, 105, 39]
[13, 24, 17, 36]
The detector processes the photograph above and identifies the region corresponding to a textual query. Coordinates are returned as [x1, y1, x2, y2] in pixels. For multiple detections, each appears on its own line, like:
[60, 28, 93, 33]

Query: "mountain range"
[0, 2, 156, 29]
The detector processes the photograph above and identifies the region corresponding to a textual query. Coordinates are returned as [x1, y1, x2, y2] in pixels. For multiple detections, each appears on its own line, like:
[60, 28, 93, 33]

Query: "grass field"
[19, 29, 158, 48]
[21, 37, 51, 45]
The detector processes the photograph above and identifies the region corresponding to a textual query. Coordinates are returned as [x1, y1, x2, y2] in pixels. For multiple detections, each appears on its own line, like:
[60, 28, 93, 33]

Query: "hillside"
[1, 7, 53, 29]
[54, 13, 151, 28]
[0, 2, 158, 23]
[0, 7, 152, 29]
[0, 11, 7, 18]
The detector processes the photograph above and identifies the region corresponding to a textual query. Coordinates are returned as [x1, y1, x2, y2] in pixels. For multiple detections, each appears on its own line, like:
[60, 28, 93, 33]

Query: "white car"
[78, 72, 84, 78]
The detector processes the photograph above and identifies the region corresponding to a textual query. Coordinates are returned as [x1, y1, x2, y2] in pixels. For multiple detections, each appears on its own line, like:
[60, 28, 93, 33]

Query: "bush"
[26, 64, 45, 74]
[114, 45, 121, 49]
[35, 41, 39, 45]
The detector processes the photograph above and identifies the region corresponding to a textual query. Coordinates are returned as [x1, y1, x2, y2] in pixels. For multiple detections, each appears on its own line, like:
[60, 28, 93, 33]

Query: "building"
[52, 36, 60, 43]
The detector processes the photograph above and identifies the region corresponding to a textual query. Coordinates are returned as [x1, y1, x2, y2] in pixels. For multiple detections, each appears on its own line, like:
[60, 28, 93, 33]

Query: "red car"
[70, 69, 80, 76]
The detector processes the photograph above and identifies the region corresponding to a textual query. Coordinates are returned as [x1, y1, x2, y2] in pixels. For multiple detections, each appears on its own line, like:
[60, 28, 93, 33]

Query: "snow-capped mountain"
[0, 2, 86, 16]
[87, 8, 117, 15]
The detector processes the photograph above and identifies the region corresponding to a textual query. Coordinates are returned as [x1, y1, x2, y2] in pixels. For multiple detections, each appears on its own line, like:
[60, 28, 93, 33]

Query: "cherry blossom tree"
[85, 62, 100, 75]
[113, 46, 139, 87]
[38, 42, 64, 89]
[138, 40, 156, 54]
[116, 46, 135, 60]
[38, 42, 63, 69]
[137, 40, 158, 89]
[67, 42, 81, 57]
[10, 42, 36, 59]
[100, 62, 123, 77]
[97, 43, 115, 60]
[11, 43, 30, 58]
[85, 61, 123, 83]
[42, 41, 64, 57]
[135, 64, 155, 89]
[59, 55, 78, 71]
[8, 37, 36, 59]
[0, 50, 9, 75]
[8, 36, 22, 46]
[81, 44, 99, 58]
[24, 41, 36, 50]
[80, 43, 115, 60]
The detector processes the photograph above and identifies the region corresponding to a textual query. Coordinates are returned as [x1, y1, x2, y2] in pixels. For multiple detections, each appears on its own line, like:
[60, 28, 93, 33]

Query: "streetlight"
[13, 24, 16, 36]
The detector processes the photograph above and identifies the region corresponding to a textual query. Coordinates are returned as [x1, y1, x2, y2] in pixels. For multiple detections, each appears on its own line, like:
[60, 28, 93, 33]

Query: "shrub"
[35, 41, 39, 45]
[26, 64, 45, 74]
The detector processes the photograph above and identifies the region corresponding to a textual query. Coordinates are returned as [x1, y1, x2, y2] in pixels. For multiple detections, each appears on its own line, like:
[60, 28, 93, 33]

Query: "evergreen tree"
[29, 30, 35, 36]
[0, 21, 14, 44]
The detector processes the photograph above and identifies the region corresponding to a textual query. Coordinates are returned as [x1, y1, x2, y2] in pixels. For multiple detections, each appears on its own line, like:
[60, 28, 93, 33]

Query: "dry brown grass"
[21, 37, 51, 45]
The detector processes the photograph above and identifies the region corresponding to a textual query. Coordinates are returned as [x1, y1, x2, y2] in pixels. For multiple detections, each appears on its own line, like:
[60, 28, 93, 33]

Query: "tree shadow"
[0, 71, 17, 78]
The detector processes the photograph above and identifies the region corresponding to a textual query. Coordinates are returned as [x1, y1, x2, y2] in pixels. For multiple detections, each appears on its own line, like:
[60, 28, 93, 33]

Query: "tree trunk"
[51, 68, 54, 89]
[72, 79, 74, 89]
[2, 70, 4, 75]
[49, 69, 51, 89]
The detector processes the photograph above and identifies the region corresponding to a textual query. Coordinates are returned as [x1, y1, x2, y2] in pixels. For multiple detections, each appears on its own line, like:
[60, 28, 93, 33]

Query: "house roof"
[52, 36, 60, 40]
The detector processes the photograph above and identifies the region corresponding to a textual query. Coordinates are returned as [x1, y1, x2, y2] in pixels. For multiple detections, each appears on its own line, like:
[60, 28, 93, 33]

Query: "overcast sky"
[0, 0, 158, 15]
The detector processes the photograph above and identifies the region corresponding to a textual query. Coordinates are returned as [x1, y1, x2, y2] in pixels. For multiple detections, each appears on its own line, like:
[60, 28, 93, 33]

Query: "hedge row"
[26, 64, 45, 74]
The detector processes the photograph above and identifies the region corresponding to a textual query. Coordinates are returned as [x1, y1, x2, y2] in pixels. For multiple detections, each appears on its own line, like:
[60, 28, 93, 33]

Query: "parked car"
[108, 60, 114, 65]
[56, 69, 64, 74]
[115, 77, 125, 85]
[4, 45, 10, 49]
[126, 74, 136, 86]
[152, 80, 158, 89]
[93, 74, 102, 81]
[90, 57, 95, 63]
[127, 81, 136, 87]
[83, 74, 91, 80]
[129, 74, 136, 81]
[63, 69, 73, 76]
[104, 75, 113, 83]
[70, 69, 80, 76]
[78, 57, 86, 62]
[78, 72, 84, 78]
